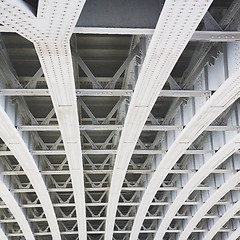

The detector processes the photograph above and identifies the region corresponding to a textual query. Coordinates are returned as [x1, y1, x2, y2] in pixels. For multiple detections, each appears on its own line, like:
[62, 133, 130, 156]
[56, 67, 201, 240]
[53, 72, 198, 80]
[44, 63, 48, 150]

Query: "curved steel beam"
[129, 68, 240, 240]
[154, 133, 240, 239]
[34, 41, 87, 238]
[0, 179, 34, 240]
[0, 1, 87, 239]
[0, 105, 61, 239]
[228, 222, 240, 240]
[179, 165, 240, 240]
[105, 1, 213, 239]
[203, 198, 240, 239]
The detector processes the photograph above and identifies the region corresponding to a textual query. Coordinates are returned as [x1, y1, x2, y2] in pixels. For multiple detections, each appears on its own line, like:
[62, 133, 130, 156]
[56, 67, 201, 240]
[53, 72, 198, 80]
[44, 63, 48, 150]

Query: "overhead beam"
[154, 133, 240, 239]
[2, 24, 240, 42]
[1, 0, 238, 38]
[204, 198, 240, 239]
[0, 89, 211, 97]
[17, 124, 240, 132]
[130, 65, 240, 240]
[105, 1, 214, 239]
[0, 149, 217, 156]
[180, 169, 240, 240]
[0, 200, 237, 209]
[0, 30, 61, 239]
[228, 223, 240, 240]
[0, 179, 32, 240]
[0, 168, 238, 176]
[10, 186, 240, 193]
[1, 200, 238, 208]
[6, 229, 233, 237]
[0, 1, 87, 239]
[0, 101, 60, 239]
[1, 213, 239, 223]
[191, 31, 240, 42]
[74, 29, 240, 43]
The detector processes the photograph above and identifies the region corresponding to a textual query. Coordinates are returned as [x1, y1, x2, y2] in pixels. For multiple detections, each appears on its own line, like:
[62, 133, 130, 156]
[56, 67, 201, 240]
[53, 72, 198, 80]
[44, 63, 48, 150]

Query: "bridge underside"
[0, 0, 240, 240]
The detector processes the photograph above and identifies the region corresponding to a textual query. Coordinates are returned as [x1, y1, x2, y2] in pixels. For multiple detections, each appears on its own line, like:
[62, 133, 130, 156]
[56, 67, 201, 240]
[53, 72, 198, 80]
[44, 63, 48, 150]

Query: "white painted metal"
[0, 89, 211, 97]
[0, 0, 87, 239]
[179, 169, 240, 240]
[129, 66, 240, 240]
[34, 41, 87, 239]
[73, 28, 240, 42]
[1, 169, 237, 176]
[0, 149, 216, 156]
[0, 104, 60, 239]
[104, 1, 213, 239]
[73, 27, 154, 35]
[0, 199, 237, 209]
[2, 1, 240, 239]
[203, 199, 240, 239]
[154, 133, 240, 239]
[17, 124, 240, 132]
[18, 124, 183, 131]
[228, 223, 240, 240]
[12, 185, 233, 193]
[2, 24, 240, 42]
[6, 229, 234, 237]
[0, 180, 34, 240]
[191, 31, 240, 42]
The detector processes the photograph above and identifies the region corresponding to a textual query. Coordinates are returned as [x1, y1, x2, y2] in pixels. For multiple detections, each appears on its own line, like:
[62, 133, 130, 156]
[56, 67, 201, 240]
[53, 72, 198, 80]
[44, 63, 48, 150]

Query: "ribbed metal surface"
[0, 1, 240, 240]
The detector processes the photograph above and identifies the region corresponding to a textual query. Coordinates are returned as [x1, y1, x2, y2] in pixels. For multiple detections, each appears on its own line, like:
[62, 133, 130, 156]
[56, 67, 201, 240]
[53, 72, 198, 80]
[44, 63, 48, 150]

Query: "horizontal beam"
[7, 228, 233, 237]
[18, 125, 240, 132]
[0, 169, 237, 176]
[0, 149, 216, 156]
[191, 31, 240, 42]
[0, 200, 237, 209]
[3, 148, 240, 156]
[2, 212, 239, 223]
[74, 29, 240, 42]
[0, 89, 211, 97]
[35, 117, 129, 123]
[18, 125, 183, 131]
[10, 186, 240, 193]
[0, 89, 132, 97]
[1, 25, 240, 42]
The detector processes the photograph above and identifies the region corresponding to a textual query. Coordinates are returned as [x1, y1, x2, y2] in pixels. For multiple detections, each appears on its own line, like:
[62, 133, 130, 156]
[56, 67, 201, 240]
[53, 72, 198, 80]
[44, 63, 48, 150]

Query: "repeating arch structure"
[0, 103, 61, 239]
[129, 67, 240, 240]
[0, 179, 34, 240]
[1, 0, 240, 239]
[179, 166, 240, 240]
[204, 198, 240, 239]
[105, 1, 213, 239]
[154, 133, 240, 239]
[228, 220, 240, 240]
[0, 0, 87, 239]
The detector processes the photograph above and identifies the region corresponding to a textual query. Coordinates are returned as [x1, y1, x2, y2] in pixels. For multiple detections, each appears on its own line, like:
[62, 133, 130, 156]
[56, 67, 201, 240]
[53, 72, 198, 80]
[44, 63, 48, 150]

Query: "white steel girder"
[129, 62, 240, 240]
[0, 89, 212, 97]
[154, 133, 240, 239]
[204, 198, 240, 239]
[0, 179, 34, 240]
[105, 0, 213, 239]
[228, 222, 240, 240]
[2, 24, 240, 42]
[1, 1, 240, 239]
[0, 0, 87, 239]
[179, 167, 240, 240]
[0, 104, 60, 239]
